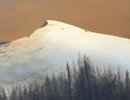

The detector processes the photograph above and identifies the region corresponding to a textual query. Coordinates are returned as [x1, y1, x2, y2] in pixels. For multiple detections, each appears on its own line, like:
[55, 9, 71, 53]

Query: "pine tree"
[116, 67, 124, 100]
[2, 88, 7, 100]
[81, 65, 85, 100]
[73, 65, 84, 100]
[125, 70, 130, 100]
[93, 66, 99, 100]
[51, 73, 59, 100]
[67, 63, 72, 100]
[84, 56, 92, 100]
[44, 75, 52, 100]
[10, 88, 17, 100]
[58, 72, 68, 100]
[19, 86, 23, 100]
[23, 86, 27, 100]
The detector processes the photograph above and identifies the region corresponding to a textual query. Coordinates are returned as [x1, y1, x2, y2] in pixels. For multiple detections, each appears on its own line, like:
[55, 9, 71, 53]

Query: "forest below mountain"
[0, 56, 130, 100]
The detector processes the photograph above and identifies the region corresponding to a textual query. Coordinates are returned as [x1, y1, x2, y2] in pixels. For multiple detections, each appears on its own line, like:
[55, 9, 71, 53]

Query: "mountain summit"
[0, 20, 130, 88]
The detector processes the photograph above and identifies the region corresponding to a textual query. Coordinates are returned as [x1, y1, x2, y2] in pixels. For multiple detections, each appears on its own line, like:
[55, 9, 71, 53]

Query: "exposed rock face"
[0, 20, 130, 89]
[0, 42, 9, 45]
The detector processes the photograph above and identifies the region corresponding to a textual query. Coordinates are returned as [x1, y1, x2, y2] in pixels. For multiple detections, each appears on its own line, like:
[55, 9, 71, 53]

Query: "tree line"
[0, 56, 130, 100]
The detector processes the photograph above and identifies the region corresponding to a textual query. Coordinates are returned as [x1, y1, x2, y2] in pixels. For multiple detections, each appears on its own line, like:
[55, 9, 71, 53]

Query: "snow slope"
[0, 20, 130, 88]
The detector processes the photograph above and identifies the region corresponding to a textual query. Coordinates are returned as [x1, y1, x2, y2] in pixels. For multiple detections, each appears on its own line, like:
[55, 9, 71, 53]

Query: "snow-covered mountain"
[0, 20, 130, 88]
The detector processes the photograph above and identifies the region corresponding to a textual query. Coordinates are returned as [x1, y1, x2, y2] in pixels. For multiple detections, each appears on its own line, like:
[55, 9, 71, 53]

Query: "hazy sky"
[0, 0, 130, 41]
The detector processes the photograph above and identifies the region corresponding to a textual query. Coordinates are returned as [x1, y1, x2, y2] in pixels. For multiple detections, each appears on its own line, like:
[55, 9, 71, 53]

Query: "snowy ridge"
[0, 20, 130, 89]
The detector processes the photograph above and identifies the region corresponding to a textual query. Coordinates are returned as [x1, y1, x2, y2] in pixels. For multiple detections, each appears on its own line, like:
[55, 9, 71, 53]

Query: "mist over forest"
[0, 56, 129, 100]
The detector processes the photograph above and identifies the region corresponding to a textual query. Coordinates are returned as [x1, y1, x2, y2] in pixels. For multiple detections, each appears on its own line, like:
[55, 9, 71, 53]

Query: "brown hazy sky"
[0, 0, 130, 41]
